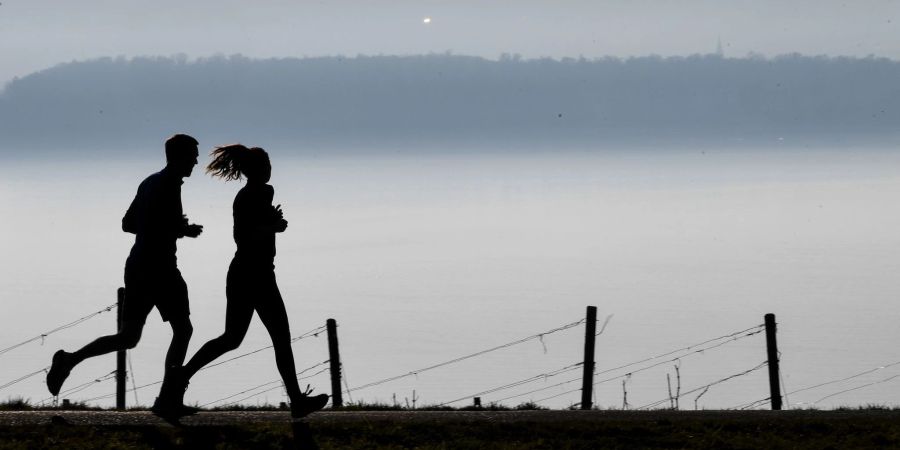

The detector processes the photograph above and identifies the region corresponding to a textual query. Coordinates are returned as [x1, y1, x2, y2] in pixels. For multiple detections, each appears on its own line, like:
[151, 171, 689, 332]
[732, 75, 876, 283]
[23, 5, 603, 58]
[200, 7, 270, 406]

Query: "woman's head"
[207, 144, 271, 183]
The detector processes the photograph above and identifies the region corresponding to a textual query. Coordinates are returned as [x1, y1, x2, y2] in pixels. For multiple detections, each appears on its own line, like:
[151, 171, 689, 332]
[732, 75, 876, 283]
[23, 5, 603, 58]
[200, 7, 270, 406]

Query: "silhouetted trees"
[1, 53, 898, 152]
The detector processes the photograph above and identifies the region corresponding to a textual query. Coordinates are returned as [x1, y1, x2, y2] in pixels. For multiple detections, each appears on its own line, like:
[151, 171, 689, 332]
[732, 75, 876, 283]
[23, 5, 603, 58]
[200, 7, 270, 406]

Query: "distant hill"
[1, 53, 899, 153]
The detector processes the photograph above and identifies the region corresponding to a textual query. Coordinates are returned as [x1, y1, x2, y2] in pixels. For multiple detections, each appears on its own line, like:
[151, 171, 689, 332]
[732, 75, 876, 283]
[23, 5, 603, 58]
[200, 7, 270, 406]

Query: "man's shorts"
[122, 257, 190, 323]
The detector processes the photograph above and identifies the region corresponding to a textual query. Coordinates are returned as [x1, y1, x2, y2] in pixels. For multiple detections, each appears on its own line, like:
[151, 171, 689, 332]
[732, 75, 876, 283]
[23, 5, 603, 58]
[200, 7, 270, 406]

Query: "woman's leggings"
[182, 259, 304, 401]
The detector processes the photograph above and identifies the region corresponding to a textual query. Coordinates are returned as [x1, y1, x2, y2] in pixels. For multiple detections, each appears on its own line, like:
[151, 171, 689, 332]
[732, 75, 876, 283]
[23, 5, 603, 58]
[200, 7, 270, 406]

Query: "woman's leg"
[255, 278, 304, 402]
[182, 274, 254, 381]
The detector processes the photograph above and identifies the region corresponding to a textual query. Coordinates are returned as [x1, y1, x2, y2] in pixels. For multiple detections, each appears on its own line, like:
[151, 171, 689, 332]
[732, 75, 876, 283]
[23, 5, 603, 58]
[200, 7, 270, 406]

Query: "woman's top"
[233, 183, 283, 264]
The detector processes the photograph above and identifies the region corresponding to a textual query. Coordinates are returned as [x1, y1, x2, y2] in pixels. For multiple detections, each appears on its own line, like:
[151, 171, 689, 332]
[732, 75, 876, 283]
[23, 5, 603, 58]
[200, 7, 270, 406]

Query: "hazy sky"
[1, 0, 898, 84]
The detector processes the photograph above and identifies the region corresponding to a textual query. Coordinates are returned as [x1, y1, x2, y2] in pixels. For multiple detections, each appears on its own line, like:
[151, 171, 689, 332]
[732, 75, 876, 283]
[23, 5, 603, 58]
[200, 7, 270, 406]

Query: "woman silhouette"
[180, 144, 328, 417]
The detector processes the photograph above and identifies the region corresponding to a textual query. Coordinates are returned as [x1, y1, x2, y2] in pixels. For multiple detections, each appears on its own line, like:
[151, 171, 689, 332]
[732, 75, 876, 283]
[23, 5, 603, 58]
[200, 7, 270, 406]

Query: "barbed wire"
[635, 361, 769, 410]
[346, 318, 586, 393]
[0, 304, 117, 358]
[55, 371, 119, 403]
[812, 373, 900, 405]
[342, 363, 354, 404]
[437, 362, 584, 406]
[491, 325, 766, 405]
[496, 375, 584, 404]
[595, 325, 765, 379]
[784, 359, 900, 399]
[128, 352, 139, 405]
[778, 351, 789, 408]
[732, 359, 900, 410]
[80, 379, 163, 404]
[0, 366, 48, 391]
[201, 360, 330, 407]
[596, 314, 614, 336]
[732, 397, 772, 410]
[67, 325, 327, 404]
[479, 315, 609, 404]
[200, 325, 327, 372]
[218, 366, 333, 407]
[36, 370, 119, 406]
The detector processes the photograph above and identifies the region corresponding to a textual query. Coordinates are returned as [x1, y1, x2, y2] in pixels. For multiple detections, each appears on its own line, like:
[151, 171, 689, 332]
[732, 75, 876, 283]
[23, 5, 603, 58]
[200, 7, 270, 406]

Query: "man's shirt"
[122, 167, 186, 266]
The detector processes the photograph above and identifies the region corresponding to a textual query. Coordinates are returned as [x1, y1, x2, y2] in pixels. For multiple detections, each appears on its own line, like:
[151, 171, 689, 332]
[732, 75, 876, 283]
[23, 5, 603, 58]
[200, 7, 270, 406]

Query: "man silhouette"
[46, 134, 203, 418]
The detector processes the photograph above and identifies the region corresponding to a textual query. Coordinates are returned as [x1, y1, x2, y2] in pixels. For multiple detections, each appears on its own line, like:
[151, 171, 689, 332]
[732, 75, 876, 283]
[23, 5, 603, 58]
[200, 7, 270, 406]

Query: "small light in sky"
[423, 17, 432, 24]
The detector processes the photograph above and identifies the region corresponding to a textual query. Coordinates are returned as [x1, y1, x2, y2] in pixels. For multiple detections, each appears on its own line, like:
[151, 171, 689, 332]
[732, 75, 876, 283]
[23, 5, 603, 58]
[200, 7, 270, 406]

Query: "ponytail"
[207, 144, 250, 181]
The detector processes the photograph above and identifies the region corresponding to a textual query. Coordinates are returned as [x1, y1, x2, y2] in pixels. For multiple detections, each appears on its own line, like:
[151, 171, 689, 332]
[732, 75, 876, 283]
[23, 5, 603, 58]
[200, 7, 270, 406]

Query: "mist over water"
[1, 145, 899, 410]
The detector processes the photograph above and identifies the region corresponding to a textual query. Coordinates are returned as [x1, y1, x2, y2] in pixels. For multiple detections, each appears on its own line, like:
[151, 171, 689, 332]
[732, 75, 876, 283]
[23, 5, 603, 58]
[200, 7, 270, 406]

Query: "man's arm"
[182, 216, 203, 238]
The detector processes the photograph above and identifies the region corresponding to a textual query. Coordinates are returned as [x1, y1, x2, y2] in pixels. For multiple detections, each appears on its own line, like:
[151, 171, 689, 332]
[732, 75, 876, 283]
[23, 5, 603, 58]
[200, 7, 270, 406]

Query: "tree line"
[1, 53, 898, 152]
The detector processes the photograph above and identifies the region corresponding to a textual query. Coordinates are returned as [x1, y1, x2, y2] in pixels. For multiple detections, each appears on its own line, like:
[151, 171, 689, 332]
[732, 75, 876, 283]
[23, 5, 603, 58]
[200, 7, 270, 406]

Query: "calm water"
[1, 146, 899, 410]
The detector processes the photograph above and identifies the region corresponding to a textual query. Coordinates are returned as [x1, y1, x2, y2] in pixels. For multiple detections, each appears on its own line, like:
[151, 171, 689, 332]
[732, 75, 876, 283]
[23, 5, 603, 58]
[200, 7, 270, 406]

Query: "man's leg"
[154, 316, 193, 410]
[72, 319, 144, 363]
[165, 316, 193, 374]
[46, 319, 144, 396]
[152, 269, 196, 416]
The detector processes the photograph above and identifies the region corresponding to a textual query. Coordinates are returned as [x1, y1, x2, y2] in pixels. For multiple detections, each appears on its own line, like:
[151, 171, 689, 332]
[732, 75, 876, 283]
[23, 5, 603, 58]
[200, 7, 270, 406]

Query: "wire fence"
[344, 319, 586, 395]
[635, 360, 769, 410]
[0, 303, 117, 358]
[201, 360, 331, 408]
[0, 304, 120, 398]
[732, 357, 900, 410]
[0, 366, 49, 392]
[2, 309, 771, 410]
[433, 323, 766, 408]
[9, 302, 900, 411]
[66, 324, 329, 405]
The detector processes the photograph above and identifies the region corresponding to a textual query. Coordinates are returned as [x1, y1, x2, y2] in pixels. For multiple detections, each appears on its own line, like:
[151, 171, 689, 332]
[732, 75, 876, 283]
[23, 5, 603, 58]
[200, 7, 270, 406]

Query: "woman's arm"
[252, 185, 288, 233]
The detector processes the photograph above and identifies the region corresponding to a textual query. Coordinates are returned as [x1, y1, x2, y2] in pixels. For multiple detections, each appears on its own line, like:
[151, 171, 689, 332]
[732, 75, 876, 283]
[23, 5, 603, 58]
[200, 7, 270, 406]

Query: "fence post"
[326, 318, 343, 408]
[116, 287, 126, 410]
[581, 306, 598, 410]
[764, 313, 782, 410]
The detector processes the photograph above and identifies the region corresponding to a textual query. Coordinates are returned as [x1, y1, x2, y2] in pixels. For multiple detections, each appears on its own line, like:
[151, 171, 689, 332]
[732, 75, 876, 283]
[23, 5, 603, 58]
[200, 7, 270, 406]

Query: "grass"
[0, 397, 104, 412]
[1, 398, 550, 412]
[5, 398, 900, 449]
[3, 409, 900, 449]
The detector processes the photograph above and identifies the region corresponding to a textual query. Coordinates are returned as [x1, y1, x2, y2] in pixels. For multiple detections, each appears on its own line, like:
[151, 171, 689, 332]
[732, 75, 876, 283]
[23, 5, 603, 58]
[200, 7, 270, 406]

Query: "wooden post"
[581, 306, 598, 410]
[326, 318, 343, 408]
[116, 287, 126, 410]
[764, 313, 782, 410]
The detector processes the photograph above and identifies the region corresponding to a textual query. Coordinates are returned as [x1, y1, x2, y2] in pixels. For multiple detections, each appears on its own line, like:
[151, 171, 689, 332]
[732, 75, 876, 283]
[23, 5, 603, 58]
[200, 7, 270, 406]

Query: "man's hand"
[184, 223, 204, 238]
[274, 218, 288, 233]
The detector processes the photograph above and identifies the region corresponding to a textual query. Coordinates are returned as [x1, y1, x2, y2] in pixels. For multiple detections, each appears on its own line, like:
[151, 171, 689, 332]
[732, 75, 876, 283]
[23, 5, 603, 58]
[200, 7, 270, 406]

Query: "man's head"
[165, 134, 200, 177]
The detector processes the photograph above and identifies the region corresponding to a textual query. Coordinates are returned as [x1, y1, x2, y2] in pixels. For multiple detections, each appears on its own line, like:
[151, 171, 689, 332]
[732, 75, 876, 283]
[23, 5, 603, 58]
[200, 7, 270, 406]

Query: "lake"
[1, 144, 899, 410]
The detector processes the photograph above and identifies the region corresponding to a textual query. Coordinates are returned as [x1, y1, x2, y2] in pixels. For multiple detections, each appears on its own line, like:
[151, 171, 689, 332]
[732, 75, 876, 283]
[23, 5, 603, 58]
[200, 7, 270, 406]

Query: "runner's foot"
[151, 397, 199, 420]
[46, 350, 73, 396]
[291, 394, 329, 418]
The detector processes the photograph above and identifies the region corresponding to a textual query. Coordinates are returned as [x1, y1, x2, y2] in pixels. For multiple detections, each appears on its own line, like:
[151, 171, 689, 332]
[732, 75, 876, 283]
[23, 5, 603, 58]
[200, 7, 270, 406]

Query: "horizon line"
[5, 50, 900, 86]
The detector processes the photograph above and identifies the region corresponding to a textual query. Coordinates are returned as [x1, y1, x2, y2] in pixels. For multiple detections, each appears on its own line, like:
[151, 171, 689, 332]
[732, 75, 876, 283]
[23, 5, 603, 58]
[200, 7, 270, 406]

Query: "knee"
[121, 329, 142, 349]
[182, 323, 194, 340]
[172, 321, 193, 340]
[219, 333, 244, 352]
